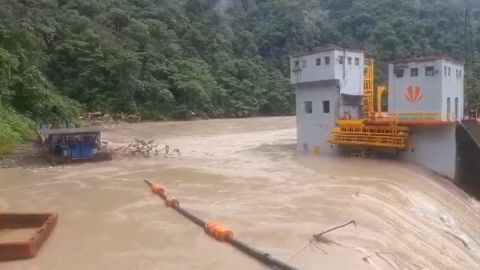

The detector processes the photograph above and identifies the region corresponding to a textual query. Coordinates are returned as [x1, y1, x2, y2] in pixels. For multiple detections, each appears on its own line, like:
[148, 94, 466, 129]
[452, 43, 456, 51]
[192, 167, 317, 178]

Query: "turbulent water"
[1, 116, 480, 270]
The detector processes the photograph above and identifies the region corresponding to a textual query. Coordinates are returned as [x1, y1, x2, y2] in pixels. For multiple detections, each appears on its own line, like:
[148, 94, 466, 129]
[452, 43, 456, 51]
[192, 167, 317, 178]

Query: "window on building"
[302, 60, 307, 68]
[456, 69, 463, 80]
[322, 100, 330, 113]
[410, 68, 418, 77]
[338, 56, 344, 64]
[325, 57, 330, 65]
[304, 101, 312, 114]
[456, 69, 459, 78]
[448, 67, 451, 76]
[355, 57, 359, 65]
[455, 97, 459, 120]
[425, 66, 434, 76]
[447, 97, 451, 121]
[347, 57, 352, 65]
[294, 60, 299, 69]
[395, 68, 404, 78]
[315, 58, 321, 66]
[444, 66, 447, 76]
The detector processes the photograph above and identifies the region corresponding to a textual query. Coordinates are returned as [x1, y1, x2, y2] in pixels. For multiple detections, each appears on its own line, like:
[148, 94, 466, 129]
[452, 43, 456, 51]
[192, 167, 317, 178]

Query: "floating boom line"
[143, 180, 299, 270]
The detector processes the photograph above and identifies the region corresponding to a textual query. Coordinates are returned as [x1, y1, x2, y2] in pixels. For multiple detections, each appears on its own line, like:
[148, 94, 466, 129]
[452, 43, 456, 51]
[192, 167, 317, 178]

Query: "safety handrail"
[367, 111, 456, 122]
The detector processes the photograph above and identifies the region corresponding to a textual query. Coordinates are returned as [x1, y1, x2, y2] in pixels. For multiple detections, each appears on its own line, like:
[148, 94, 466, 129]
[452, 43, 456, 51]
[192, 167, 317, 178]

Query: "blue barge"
[36, 127, 112, 164]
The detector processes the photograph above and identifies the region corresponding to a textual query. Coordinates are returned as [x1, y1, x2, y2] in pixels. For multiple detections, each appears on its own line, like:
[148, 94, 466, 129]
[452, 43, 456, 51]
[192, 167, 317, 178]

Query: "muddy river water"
[2, 116, 480, 270]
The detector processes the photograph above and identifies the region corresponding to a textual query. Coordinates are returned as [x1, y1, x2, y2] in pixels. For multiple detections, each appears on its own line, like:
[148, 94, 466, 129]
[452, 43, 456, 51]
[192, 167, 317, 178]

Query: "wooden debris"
[111, 139, 180, 157]
[312, 220, 357, 247]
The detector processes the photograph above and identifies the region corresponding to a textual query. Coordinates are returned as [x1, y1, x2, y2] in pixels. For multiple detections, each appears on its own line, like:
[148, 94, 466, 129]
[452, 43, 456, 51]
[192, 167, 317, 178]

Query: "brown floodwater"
[1, 116, 480, 270]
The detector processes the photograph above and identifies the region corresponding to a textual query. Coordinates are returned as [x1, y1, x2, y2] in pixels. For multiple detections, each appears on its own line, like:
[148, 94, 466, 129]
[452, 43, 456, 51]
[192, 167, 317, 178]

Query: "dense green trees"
[1, 0, 480, 153]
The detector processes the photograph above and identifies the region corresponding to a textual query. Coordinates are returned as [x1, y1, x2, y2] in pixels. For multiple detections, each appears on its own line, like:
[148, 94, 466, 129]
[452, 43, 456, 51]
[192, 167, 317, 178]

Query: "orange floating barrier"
[165, 197, 179, 207]
[0, 212, 58, 262]
[143, 179, 299, 270]
[150, 183, 165, 195]
[204, 222, 234, 242]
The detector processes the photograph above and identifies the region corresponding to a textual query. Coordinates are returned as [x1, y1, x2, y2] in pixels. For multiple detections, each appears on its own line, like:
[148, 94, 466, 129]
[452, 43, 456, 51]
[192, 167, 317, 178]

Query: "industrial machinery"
[328, 58, 458, 151]
[328, 59, 411, 150]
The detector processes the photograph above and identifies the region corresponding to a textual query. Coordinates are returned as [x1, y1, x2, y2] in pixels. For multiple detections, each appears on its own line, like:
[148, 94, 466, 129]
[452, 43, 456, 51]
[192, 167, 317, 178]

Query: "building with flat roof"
[291, 49, 464, 179]
[290, 47, 366, 155]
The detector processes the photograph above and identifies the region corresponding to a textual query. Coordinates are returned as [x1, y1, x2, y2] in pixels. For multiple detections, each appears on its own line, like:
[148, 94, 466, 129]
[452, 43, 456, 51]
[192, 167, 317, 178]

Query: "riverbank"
[0, 107, 34, 157]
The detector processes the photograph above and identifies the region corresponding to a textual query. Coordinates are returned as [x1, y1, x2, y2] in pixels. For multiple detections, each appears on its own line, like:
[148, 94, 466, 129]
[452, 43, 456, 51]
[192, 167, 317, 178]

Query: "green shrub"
[0, 106, 34, 156]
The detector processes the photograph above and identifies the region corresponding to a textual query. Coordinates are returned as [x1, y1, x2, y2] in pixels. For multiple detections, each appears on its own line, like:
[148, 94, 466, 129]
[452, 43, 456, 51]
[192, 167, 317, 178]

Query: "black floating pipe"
[143, 180, 299, 270]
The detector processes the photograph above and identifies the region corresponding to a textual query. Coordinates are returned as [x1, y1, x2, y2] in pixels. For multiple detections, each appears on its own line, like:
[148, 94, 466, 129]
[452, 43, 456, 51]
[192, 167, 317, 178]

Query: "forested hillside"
[1, 0, 479, 153]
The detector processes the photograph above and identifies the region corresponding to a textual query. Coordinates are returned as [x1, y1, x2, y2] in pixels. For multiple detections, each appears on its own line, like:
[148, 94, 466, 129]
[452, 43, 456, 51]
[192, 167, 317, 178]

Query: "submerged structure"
[0, 213, 58, 261]
[36, 127, 112, 164]
[290, 47, 464, 178]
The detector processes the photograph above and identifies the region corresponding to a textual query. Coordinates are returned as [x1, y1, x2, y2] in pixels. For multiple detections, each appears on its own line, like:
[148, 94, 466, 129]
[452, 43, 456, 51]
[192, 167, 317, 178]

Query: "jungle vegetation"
[1, 0, 479, 153]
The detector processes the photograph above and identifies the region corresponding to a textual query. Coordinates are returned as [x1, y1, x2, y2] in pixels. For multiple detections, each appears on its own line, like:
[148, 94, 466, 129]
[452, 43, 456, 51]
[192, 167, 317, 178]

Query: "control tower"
[291, 48, 464, 179]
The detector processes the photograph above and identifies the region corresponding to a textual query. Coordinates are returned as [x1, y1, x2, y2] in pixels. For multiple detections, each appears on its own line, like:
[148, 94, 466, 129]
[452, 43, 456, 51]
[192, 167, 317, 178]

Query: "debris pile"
[108, 139, 180, 157]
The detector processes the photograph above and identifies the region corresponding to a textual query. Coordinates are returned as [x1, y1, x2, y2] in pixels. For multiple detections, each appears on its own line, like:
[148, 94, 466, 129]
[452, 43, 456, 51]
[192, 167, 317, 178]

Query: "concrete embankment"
[456, 120, 480, 199]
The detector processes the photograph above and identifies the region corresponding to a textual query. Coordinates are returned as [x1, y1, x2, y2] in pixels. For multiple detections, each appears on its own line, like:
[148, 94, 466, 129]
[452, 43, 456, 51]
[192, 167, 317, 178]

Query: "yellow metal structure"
[363, 59, 374, 117]
[366, 112, 456, 123]
[336, 119, 364, 126]
[329, 134, 408, 149]
[376, 85, 386, 112]
[331, 125, 409, 135]
[327, 58, 411, 150]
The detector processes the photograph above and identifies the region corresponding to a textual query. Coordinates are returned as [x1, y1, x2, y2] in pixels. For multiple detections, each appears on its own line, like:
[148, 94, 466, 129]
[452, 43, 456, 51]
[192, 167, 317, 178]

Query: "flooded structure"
[0, 213, 58, 262]
[291, 48, 464, 178]
[36, 127, 112, 164]
[290, 47, 365, 156]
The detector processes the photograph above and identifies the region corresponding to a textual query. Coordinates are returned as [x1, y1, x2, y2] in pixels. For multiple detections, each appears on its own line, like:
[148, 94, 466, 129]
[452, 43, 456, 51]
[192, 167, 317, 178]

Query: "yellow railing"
[332, 125, 409, 135]
[328, 134, 408, 149]
[336, 119, 365, 126]
[367, 112, 457, 122]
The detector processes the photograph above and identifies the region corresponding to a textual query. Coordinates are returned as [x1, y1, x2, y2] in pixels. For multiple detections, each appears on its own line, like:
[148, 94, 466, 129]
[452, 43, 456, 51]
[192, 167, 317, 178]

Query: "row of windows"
[304, 100, 330, 114]
[315, 56, 360, 67]
[305, 98, 461, 119]
[444, 66, 463, 79]
[294, 56, 361, 69]
[396, 66, 463, 79]
[447, 97, 460, 120]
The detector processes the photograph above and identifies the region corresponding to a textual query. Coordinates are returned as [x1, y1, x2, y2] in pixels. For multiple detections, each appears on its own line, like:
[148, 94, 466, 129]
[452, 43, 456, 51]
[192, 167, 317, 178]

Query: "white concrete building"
[290, 47, 365, 154]
[389, 57, 464, 178]
[290, 47, 464, 179]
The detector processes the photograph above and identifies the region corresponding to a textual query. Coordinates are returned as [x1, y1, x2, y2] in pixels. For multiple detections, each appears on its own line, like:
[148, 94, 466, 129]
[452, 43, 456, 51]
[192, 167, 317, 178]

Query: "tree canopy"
[1, 0, 479, 152]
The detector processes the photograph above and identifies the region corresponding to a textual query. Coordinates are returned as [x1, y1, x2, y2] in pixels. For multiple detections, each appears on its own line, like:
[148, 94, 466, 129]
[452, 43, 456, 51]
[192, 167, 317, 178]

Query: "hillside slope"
[1, 0, 479, 152]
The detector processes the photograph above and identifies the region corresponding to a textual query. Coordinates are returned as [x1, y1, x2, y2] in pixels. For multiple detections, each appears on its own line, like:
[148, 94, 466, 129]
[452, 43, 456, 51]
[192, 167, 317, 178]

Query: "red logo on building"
[405, 85, 423, 103]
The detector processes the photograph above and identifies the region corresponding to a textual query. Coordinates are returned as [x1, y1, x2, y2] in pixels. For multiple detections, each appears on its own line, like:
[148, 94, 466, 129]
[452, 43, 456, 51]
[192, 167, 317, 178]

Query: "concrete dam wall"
[456, 120, 480, 199]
